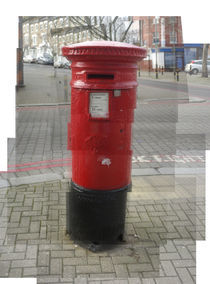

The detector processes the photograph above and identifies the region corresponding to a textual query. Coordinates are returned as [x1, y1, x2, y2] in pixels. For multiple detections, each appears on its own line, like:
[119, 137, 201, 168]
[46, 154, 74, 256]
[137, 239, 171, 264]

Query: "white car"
[185, 60, 210, 75]
[54, 56, 70, 69]
[23, 55, 36, 63]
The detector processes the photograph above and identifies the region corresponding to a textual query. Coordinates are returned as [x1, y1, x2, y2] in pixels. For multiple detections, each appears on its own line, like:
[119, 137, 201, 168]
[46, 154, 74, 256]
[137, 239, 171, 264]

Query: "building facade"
[131, 16, 184, 70]
[22, 17, 98, 59]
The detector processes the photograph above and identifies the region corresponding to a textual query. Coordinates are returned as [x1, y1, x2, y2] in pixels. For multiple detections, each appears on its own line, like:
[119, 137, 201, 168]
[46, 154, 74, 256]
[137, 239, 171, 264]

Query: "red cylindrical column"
[63, 41, 146, 244]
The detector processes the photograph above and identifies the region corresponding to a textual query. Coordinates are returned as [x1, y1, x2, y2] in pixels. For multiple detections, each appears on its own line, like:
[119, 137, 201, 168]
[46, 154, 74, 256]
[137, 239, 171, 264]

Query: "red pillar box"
[62, 41, 146, 244]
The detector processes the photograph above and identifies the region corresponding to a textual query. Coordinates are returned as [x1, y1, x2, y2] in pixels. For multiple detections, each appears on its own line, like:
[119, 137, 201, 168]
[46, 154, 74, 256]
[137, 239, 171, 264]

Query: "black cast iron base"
[66, 180, 130, 244]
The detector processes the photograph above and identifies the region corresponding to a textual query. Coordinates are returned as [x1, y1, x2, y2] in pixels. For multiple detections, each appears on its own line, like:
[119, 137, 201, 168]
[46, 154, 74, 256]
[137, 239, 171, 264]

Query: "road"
[1, 63, 209, 179]
[138, 78, 210, 101]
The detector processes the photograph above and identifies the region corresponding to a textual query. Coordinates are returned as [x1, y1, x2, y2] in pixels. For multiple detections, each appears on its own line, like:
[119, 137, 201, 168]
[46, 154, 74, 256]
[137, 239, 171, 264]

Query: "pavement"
[0, 174, 204, 283]
[0, 63, 209, 283]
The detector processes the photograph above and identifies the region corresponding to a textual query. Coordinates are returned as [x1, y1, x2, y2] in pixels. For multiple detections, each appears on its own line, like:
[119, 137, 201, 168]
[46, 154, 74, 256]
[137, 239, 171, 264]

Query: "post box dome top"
[62, 41, 147, 61]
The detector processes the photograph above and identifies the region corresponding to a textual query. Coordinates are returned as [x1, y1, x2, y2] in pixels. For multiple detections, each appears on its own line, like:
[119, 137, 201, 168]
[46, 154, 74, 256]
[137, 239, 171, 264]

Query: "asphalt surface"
[139, 78, 210, 101]
[1, 63, 209, 179]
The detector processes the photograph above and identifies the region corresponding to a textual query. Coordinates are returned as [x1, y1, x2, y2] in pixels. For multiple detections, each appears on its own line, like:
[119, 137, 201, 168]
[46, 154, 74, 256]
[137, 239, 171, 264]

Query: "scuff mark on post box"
[101, 158, 111, 167]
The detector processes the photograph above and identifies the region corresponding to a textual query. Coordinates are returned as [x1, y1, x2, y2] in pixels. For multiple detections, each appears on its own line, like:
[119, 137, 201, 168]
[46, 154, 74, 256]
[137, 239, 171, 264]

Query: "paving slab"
[158, 167, 205, 175]
[0, 175, 204, 282]
[131, 169, 159, 176]
[9, 173, 63, 186]
[0, 179, 10, 188]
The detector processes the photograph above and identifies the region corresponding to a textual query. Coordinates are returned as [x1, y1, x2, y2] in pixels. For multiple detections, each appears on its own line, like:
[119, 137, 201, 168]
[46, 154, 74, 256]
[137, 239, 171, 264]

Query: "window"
[24, 35, 29, 45]
[170, 17, 176, 24]
[32, 35, 37, 46]
[65, 17, 69, 27]
[153, 32, 159, 44]
[40, 22, 43, 31]
[59, 18, 63, 26]
[31, 25, 34, 32]
[44, 21, 48, 29]
[194, 61, 202, 64]
[35, 24, 38, 32]
[153, 17, 159, 24]
[42, 34, 47, 43]
[170, 31, 177, 44]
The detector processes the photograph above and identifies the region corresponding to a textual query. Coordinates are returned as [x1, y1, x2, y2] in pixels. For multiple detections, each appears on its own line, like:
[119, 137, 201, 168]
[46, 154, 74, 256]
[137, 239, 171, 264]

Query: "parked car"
[23, 55, 36, 63]
[185, 60, 210, 75]
[37, 54, 53, 65]
[54, 56, 70, 69]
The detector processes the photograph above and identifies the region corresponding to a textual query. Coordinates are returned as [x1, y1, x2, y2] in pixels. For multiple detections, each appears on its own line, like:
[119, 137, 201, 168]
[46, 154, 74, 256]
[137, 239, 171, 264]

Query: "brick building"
[131, 16, 184, 71]
[132, 16, 183, 47]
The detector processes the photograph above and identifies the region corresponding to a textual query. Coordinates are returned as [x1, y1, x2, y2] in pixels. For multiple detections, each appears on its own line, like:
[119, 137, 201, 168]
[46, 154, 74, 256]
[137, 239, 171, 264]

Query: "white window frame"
[153, 17, 159, 24]
[170, 31, 177, 44]
[153, 32, 159, 44]
[32, 35, 37, 46]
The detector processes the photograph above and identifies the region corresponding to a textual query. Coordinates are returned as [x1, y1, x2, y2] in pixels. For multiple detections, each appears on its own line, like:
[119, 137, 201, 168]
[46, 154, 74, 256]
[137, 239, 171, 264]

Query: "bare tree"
[202, 44, 209, 78]
[50, 16, 134, 42]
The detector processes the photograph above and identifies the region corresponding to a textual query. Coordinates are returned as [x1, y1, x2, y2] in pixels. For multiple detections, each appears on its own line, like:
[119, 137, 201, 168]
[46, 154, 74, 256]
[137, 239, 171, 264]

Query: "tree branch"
[120, 20, 133, 42]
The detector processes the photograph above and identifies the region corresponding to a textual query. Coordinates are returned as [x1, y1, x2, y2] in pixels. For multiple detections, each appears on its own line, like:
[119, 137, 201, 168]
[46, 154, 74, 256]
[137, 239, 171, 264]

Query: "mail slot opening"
[87, 73, 114, 80]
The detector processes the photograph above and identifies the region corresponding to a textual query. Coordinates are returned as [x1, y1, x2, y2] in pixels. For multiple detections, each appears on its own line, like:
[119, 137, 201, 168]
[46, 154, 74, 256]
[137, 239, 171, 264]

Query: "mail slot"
[62, 41, 146, 244]
[87, 73, 114, 80]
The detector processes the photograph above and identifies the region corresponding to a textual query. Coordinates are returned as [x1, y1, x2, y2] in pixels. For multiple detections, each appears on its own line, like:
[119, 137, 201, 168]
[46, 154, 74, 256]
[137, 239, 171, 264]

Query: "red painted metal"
[62, 41, 146, 190]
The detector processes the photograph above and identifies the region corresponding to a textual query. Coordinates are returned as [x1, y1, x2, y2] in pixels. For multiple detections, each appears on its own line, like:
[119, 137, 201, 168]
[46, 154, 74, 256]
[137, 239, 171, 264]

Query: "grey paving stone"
[23, 267, 38, 276]
[100, 257, 115, 273]
[172, 259, 195, 268]
[0, 260, 10, 277]
[30, 221, 41, 233]
[176, 246, 193, 259]
[158, 168, 176, 175]
[9, 267, 22, 277]
[161, 260, 177, 276]
[38, 251, 50, 267]
[51, 250, 74, 258]
[26, 245, 38, 259]
[0, 252, 25, 260]
[131, 168, 159, 176]
[50, 258, 62, 275]
[0, 179, 10, 188]
[63, 266, 76, 278]
[129, 278, 143, 284]
[63, 257, 87, 266]
[9, 173, 63, 186]
[112, 256, 137, 264]
[114, 264, 129, 277]
[76, 265, 102, 274]
[176, 267, 194, 283]
[127, 263, 153, 273]
[155, 277, 182, 284]
[142, 279, 155, 284]
[160, 253, 180, 261]
[11, 259, 36, 268]
[175, 168, 205, 175]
